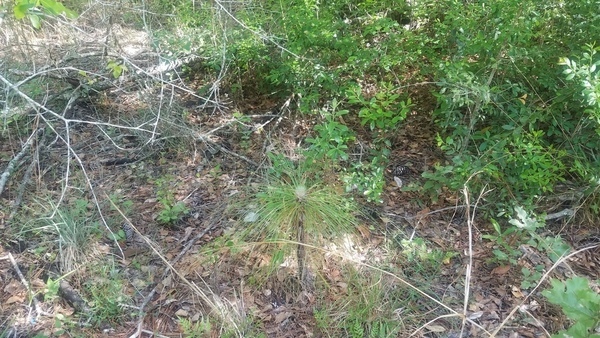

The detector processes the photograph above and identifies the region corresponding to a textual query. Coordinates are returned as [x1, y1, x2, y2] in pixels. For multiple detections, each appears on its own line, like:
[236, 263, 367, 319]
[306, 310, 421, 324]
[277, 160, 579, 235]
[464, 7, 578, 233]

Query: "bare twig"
[106, 197, 238, 338]
[0, 73, 157, 135]
[0, 74, 126, 257]
[459, 182, 488, 337]
[4, 253, 52, 321]
[385, 205, 473, 220]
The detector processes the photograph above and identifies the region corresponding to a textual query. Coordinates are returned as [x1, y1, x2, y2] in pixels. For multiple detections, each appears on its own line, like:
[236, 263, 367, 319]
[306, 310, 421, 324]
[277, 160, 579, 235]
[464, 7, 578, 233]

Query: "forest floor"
[1, 85, 598, 338]
[1, 8, 599, 337]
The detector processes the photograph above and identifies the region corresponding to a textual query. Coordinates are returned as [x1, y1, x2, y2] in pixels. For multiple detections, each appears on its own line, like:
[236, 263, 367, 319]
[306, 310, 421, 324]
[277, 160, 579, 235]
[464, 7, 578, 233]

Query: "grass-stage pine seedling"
[244, 157, 357, 285]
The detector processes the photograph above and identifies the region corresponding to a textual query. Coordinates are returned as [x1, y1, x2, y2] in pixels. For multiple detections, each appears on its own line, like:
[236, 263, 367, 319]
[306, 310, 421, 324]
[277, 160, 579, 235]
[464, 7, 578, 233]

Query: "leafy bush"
[306, 99, 355, 161]
[154, 0, 600, 217]
[153, 175, 189, 225]
[11, 0, 77, 29]
[343, 159, 386, 204]
[483, 206, 570, 265]
[419, 0, 600, 212]
[347, 82, 412, 134]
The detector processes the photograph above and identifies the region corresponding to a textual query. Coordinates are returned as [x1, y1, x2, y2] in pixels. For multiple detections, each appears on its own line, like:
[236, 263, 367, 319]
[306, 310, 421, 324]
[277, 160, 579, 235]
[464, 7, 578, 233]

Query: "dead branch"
[0, 73, 127, 253]
[544, 208, 575, 220]
[195, 132, 259, 167]
[0, 129, 41, 196]
[8, 150, 37, 220]
[58, 279, 92, 314]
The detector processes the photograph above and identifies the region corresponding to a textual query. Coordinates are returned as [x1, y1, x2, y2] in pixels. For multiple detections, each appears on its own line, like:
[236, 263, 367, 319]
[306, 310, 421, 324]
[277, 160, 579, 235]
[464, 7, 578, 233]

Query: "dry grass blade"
[255, 239, 492, 336]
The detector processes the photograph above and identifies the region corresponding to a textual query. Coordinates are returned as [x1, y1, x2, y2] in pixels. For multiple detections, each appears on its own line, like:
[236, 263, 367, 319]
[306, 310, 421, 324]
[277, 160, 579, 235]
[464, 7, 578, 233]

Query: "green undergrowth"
[82, 262, 132, 327]
[149, 0, 600, 221]
[315, 269, 405, 338]
[3, 0, 599, 336]
[543, 277, 600, 338]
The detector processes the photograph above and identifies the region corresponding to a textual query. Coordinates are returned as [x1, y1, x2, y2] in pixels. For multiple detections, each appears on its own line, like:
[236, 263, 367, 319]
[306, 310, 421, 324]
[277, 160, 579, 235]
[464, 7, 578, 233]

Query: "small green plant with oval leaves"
[154, 175, 189, 225]
[306, 99, 356, 161]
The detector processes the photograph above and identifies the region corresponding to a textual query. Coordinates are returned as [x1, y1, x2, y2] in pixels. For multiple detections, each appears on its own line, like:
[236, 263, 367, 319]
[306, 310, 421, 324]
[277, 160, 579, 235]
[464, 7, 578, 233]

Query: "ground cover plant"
[0, 0, 599, 337]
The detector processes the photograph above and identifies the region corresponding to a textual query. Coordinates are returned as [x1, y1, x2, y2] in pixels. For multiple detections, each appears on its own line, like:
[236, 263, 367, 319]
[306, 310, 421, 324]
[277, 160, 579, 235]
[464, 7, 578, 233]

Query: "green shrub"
[419, 0, 600, 212]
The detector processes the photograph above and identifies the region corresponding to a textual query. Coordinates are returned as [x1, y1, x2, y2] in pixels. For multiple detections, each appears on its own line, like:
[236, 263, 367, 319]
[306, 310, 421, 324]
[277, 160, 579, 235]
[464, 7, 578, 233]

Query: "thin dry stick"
[459, 184, 488, 337]
[411, 313, 464, 337]
[3, 253, 52, 320]
[106, 197, 237, 338]
[410, 183, 489, 337]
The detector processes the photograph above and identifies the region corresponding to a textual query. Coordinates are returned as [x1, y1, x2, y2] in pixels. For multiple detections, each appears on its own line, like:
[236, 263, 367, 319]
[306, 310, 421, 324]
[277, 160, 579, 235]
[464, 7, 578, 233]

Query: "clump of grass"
[315, 266, 405, 338]
[20, 199, 100, 273]
[83, 262, 131, 327]
[51, 208, 100, 272]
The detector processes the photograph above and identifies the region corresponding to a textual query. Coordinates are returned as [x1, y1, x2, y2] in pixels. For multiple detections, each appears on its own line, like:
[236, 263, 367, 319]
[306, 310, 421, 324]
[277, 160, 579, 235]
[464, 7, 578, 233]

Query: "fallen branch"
[9, 133, 44, 221]
[544, 208, 574, 220]
[0, 129, 41, 196]
[195, 132, 259, 167]
[58, 279, 91, 314]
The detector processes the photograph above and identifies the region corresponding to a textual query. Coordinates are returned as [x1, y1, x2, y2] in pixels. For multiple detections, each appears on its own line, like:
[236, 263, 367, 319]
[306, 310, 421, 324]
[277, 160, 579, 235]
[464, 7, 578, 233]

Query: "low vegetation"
[0, 0, 598, 337]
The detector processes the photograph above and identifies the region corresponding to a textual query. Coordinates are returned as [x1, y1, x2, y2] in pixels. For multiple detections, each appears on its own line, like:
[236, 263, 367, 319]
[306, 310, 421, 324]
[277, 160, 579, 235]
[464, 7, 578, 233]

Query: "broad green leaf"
[543, 277, 600, 326]
[565, 73, 576, 81]
[40, 0, 65, 15]
[13, 3, 34, 19]
[29, 14, 41, 29]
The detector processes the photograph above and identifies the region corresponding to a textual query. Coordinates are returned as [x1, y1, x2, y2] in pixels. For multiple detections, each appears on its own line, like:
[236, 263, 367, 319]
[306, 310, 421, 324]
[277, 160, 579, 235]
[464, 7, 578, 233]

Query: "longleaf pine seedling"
[244, 156, 357, 285]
